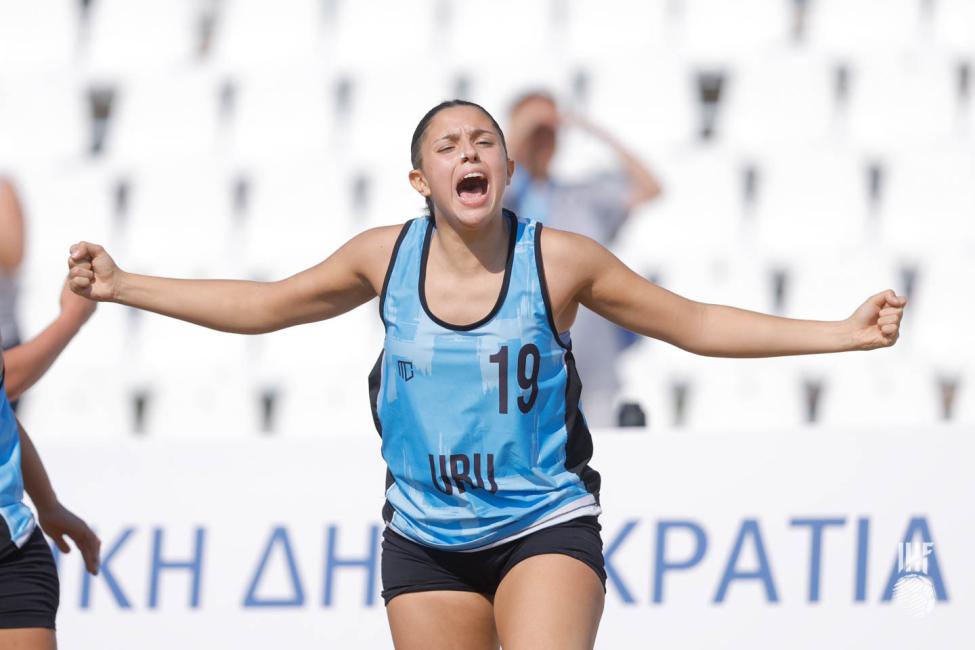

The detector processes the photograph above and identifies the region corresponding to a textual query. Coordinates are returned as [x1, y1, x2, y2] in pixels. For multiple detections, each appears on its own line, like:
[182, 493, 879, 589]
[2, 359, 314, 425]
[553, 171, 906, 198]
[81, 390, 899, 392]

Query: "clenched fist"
[68, 241, 121, 302]
[847, 289, 908, 351]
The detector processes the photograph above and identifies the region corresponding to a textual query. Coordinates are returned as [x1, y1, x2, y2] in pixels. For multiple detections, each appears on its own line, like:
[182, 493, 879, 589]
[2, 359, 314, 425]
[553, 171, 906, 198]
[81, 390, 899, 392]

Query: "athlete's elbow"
[235, 283, 289, 335]
[667, 301, 716, 356]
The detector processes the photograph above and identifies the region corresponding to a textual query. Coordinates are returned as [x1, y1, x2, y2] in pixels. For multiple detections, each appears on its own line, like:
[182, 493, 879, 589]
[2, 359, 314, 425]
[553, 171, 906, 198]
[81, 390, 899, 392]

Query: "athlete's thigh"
[493, 554, 604, 650]
[386, 590, 499, 650]
[0, 628, 57, 650]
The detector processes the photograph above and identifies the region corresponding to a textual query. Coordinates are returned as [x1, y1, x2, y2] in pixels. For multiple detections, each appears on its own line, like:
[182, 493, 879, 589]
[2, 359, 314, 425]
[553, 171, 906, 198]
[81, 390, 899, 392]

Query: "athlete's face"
[409, 106, 514, 229]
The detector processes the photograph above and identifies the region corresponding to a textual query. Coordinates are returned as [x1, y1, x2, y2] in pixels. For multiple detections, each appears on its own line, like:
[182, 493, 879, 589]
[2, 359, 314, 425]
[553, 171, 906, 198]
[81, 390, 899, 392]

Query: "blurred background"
[2, 0, 974, 435]
[1, 1, 972, 647]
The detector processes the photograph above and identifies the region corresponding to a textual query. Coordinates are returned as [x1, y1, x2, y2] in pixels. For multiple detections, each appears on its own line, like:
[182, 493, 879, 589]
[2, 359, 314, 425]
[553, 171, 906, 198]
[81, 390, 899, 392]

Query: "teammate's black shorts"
[380, 515, 607, 606]
[0, 526, 59, 630]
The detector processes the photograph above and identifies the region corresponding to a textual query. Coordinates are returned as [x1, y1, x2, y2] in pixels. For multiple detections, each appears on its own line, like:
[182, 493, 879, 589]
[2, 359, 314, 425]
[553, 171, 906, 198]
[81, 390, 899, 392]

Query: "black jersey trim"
[563, 349, 601, 502]
[378, 220, 414, 328]
[533, 223, 571, 351]
[367, 350, 384, 436]
[417, 209, 518, 332]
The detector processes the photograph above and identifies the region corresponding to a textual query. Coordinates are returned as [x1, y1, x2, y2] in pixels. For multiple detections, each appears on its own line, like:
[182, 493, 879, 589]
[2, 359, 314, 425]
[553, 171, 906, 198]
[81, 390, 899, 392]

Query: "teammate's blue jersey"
[369, 210, 601, 550]
[0, 365, 36, 549]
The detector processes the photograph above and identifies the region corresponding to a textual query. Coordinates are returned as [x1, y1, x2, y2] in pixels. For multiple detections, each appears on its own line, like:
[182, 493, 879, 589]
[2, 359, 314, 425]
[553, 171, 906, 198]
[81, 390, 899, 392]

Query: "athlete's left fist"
[846, 289, 907, 351]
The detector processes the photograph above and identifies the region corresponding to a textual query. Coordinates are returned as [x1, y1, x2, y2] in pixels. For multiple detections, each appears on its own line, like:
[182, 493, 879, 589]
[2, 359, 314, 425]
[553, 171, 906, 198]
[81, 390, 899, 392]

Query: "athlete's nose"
[460, 142, 479, 163]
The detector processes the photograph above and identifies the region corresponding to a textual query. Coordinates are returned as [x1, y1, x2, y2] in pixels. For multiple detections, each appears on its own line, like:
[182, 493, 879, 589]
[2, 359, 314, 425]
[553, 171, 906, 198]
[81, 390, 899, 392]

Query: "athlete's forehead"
[424, 106, 500, 145]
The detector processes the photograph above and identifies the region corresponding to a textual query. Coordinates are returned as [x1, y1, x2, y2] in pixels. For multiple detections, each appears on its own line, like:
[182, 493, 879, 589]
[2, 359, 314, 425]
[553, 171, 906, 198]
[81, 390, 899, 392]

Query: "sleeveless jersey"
[369, 210, 601, 550]
[0, 362, 36, 549]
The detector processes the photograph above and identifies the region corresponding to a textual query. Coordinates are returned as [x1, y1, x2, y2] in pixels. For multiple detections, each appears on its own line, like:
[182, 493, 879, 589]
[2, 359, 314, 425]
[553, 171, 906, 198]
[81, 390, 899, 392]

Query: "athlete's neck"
[430, 211, 510, 277]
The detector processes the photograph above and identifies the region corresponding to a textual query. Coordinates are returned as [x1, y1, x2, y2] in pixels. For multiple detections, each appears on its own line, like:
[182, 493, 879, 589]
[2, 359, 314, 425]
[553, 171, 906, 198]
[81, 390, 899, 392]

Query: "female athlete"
[0, 329, 101, 650]
[66, 100, 906, 650]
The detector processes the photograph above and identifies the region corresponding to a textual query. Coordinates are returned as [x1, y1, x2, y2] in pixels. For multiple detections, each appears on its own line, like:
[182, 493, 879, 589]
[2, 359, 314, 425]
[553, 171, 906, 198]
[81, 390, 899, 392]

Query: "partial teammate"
[67, 99, 906, 650]
[0, 329, 101, 649]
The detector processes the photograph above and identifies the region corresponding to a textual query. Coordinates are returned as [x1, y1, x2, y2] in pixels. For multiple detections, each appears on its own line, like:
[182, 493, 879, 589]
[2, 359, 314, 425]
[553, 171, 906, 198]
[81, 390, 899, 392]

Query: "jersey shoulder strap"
[378, 217, 425, 327]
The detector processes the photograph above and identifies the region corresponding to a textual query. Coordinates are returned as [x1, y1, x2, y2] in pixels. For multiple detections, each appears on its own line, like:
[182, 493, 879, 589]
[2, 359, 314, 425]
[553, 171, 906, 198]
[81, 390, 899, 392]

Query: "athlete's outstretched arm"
[17, 420, 101, 574]
[544, 228, 907, 357]
[67, 226, 401, 334]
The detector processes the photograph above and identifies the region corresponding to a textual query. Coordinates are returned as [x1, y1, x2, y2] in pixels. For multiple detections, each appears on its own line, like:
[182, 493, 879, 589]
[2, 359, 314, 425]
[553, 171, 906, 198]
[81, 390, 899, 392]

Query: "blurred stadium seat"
[930, 0, 975, 57]
[845, 54, 960, 150]
[878, 147, 975, 253]
[84, 0, 204, 80]
[227, 71, 334, 159]
[673, 0, 793, 67]
[804, 0, 924, 58]
[0, 73, 89, 164]
[750, 148, 871, 255]
[0, 0, 79, 72]
[721, 53, 839, 150]
[209, 0, 327, 72]
[105, 73, 223, 162]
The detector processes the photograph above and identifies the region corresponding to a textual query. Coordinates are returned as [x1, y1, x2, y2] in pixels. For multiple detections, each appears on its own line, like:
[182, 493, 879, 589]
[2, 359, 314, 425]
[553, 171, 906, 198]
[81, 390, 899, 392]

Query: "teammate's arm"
[542, 228, 907, 357]
[0, 344, 101, 575]
[67, 226, 401, 334]
[17, 420, 101, 574]
[3, 280, 96, 401]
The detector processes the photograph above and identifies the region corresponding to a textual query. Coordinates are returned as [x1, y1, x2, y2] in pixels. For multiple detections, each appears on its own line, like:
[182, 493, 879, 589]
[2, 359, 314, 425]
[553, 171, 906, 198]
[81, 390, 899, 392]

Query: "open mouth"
[456, 172, 489, 207]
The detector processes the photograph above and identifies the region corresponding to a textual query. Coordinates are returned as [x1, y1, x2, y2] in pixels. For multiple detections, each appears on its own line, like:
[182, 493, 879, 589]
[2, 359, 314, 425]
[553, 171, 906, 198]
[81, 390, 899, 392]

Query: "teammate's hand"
[37, 501, 101, 575]
[58, 277, 97, 326]
[846, 290, 907, 351]
[68, 241, 121, 302]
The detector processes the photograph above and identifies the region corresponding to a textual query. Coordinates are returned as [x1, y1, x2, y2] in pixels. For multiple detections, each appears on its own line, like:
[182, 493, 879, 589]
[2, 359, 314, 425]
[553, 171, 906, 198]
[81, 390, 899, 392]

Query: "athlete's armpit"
[538, 226, 704, 351]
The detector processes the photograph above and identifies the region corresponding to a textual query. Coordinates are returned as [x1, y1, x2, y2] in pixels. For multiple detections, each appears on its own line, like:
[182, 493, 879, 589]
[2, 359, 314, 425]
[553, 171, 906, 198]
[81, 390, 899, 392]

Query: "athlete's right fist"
[68, 241, 121, 302]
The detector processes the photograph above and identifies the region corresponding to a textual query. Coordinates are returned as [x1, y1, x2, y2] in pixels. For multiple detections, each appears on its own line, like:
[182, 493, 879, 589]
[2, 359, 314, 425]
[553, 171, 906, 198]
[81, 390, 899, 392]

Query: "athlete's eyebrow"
[433, 132, 460, 145]
[433, 128, 495, 145]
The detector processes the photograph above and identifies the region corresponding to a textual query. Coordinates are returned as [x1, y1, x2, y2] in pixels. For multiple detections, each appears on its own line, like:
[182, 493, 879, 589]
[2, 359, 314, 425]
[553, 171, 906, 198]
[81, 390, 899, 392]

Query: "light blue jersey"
[0, 365, 36, 550]
[369, 210, 601, 550]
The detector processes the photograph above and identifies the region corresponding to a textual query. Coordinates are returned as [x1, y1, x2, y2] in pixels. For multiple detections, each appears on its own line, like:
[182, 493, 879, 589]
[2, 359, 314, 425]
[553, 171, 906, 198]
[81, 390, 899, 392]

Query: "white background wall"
[37, 426, 972, 649]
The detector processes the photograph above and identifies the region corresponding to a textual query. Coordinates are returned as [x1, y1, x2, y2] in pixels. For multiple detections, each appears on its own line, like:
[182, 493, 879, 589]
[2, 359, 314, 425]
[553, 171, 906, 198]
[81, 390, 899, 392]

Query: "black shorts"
[0, 526, 59, 630]
[381, 515, 607, 606]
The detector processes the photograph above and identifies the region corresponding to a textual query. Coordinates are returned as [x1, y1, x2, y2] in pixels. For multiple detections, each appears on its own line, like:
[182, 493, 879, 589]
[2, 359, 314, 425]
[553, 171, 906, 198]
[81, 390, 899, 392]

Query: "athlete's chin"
[450, 199, 501, 229]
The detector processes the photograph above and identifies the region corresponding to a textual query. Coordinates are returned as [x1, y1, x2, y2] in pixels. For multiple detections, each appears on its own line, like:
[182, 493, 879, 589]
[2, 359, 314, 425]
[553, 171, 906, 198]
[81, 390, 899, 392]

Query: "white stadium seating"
[105, 73, 223, 163]
[209, 0, 327, 73]
[0, 73, 89, 164]
[2, 0, 969, 438]
[83, 0, 204, 80]
[0, 0, 80, 72]
[804, 0, 925, 58]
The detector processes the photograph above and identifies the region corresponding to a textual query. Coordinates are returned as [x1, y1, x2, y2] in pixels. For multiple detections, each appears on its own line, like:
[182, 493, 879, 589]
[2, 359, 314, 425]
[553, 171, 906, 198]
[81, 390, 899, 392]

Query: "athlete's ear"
[506, 158, 515, 186]
[409, 168, 431, 198]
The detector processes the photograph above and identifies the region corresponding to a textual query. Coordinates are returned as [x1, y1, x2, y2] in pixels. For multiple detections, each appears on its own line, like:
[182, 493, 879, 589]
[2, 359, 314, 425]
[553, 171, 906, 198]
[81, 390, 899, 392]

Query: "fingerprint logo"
[893, 574, 936, 619]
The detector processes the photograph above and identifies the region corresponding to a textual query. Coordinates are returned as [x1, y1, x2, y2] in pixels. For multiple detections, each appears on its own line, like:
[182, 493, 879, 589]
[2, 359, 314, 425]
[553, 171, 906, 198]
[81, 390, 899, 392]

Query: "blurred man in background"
[505, 92, 662, 427]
